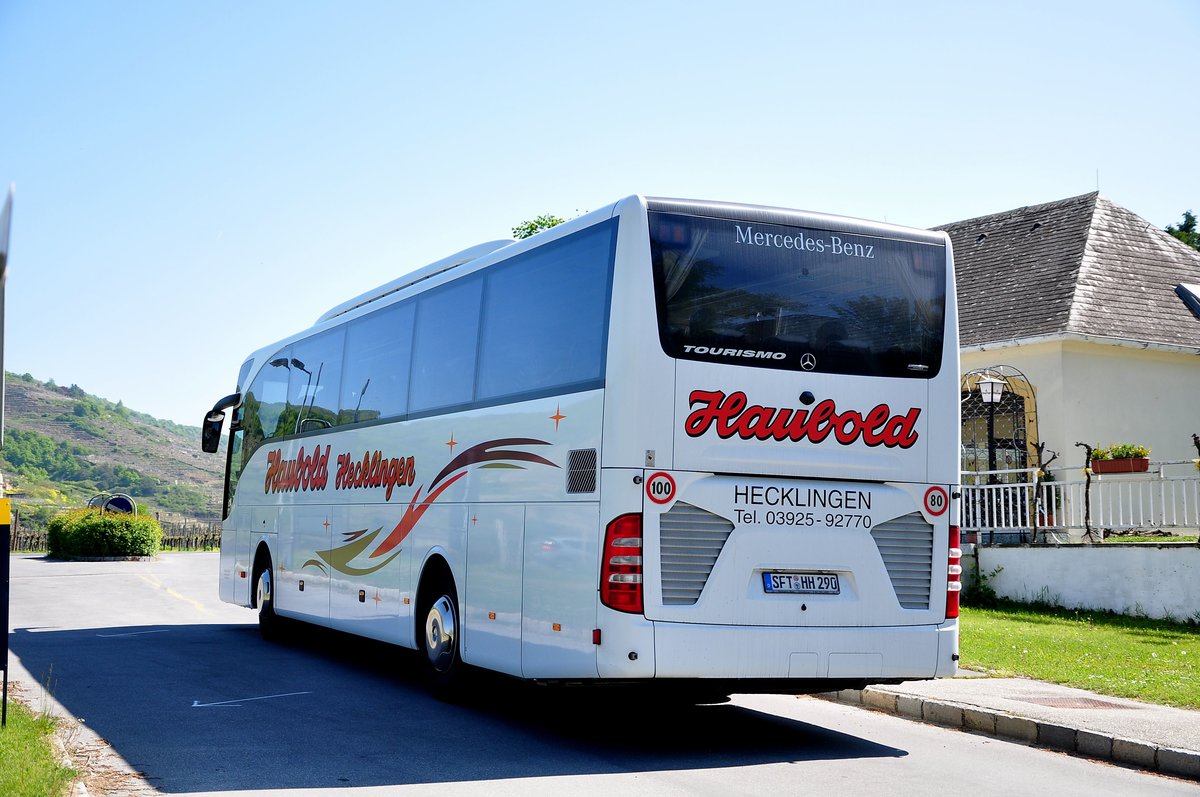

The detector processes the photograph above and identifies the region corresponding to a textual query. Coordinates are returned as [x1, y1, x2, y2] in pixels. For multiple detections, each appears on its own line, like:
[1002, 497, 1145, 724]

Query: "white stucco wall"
[976, 544, 1200, 621]
[961, 338, 1200, 472]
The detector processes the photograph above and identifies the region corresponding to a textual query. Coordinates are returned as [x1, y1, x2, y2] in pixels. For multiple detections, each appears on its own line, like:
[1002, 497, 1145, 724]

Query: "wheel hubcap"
[424, 595, 457, 673]
[257, 569, 272, 608]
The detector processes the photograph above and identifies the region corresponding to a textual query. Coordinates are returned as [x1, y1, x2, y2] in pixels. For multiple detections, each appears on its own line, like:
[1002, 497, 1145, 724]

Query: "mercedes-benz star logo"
[800, 353, 817, 371]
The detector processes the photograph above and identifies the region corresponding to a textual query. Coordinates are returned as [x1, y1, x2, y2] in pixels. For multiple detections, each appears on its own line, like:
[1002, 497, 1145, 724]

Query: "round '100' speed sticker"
[646, 472, 676, 505]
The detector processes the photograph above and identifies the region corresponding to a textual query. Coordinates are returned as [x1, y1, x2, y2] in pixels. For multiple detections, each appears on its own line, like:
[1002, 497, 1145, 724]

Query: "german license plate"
[762, 572, 840, 595]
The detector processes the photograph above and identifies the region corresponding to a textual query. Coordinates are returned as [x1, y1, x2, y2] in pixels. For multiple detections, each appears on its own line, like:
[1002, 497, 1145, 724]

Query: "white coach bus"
[201, 196, 961, 697]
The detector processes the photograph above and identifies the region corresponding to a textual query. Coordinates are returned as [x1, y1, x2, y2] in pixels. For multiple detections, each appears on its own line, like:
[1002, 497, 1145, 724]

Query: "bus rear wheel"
[419, 575, 462, 697]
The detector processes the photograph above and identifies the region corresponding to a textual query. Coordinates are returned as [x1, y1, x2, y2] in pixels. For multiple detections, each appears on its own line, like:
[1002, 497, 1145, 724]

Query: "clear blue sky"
[1, 1, 1197, 426]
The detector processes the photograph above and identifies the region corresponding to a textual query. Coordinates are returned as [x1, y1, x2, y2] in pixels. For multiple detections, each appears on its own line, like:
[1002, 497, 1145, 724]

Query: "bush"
[1107, 442, 1150, 458]
[46, 508, 162, 558]
[961, 563, 1004, 608]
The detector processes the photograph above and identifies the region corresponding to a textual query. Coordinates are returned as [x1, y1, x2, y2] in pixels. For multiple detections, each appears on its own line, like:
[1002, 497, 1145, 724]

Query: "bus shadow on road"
[8, 622, 905, 793]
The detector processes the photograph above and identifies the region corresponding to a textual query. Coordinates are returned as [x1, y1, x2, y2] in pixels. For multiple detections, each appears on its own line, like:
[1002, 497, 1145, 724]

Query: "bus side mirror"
[201, 411, 225, 453]
[201, 393, 241, 454]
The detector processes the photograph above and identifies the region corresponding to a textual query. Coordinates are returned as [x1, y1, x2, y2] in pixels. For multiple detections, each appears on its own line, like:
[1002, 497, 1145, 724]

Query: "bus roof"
[316, 196, 947, 328]
[315, 239, 515, 324]
[646, 197, 949, 246]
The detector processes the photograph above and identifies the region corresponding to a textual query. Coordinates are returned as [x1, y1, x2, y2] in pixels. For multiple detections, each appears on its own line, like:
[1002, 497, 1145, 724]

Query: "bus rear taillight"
[601, 513, 643, 614]
[946, 524, 962, 619]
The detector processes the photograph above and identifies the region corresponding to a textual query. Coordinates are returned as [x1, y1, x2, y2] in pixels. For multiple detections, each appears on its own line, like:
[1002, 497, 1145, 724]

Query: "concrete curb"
[818, 687, 1200, 782]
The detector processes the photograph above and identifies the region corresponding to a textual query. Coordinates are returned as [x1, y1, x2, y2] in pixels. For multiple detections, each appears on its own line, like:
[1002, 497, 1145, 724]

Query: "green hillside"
[1, 373, 223, 522]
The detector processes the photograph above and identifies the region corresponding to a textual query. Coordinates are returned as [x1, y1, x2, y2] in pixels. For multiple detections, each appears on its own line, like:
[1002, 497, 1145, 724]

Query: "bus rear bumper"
[648, 619, 958, 682]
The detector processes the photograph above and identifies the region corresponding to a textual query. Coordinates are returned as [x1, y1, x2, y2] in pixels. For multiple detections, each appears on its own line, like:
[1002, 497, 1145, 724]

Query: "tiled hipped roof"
[934, 192, 1200, 349]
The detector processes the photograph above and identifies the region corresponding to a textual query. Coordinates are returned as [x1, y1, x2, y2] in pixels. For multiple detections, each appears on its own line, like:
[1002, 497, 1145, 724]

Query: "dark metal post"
[976, 376, 1006, 545]
[986, 401, 998, 485]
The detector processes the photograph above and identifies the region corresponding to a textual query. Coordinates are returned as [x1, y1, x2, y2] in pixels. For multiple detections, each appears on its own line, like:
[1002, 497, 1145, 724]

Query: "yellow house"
[936, 192, 1200, 477]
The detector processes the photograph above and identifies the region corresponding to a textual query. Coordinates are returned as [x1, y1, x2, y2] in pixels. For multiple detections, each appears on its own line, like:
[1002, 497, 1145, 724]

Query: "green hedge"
[46, 508, 162, 558]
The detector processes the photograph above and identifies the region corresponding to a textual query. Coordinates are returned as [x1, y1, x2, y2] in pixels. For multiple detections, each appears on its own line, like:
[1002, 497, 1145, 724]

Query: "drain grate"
[1016, 696, 1133, 710]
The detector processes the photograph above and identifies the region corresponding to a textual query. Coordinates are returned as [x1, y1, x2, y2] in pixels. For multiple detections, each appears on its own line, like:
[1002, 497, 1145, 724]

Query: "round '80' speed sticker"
[924, 486, 948, 517]
[646, 472, 676, 505]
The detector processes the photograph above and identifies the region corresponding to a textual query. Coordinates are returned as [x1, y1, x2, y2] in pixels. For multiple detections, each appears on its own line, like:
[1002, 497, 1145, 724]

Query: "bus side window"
[339, 301, 415, 425]
[289, 328, 345, 434]
[242, 348, 292, 461]
[410, 277, 482, 414]
[225, 425, 245, 518]
[477, 222, 614, 401]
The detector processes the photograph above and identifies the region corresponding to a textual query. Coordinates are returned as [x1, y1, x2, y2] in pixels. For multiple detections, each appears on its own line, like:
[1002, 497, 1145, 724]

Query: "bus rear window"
[649, 211, 946, 378]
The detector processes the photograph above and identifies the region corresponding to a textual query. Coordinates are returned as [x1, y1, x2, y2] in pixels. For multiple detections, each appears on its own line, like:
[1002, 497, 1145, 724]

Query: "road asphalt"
[818, 670, 1200, 781]
[6, 551, 1197, 789]
[17, 652, 1200, 791]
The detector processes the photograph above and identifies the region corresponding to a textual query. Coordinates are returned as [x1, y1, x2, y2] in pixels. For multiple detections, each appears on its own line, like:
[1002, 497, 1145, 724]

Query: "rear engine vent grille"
[566, 449, 598, 494]
[870, 512, 934, 610]
[659, 502, 734, 605]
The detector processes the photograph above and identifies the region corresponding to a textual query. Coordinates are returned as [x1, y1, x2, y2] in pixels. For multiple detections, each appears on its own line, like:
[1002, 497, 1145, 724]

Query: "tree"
[512, 214, 565, 240]
[1166, 210, 1199, 250]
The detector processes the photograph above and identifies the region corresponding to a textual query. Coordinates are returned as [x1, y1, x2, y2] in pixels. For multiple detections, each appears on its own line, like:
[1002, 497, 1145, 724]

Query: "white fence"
[960, 461, 1200, 540]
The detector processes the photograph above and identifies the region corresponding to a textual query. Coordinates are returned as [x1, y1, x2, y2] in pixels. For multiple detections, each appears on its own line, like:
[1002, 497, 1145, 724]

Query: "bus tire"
[254, 558, 284, 642]
[418, 570, 462, 698]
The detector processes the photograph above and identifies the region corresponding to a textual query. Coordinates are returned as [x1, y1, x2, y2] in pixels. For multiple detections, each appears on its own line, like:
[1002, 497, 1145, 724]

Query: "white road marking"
[191, 691, 312, 708]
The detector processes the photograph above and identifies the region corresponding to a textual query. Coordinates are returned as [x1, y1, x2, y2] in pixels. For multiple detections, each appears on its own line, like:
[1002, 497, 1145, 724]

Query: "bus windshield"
[649, 210, 946, 378]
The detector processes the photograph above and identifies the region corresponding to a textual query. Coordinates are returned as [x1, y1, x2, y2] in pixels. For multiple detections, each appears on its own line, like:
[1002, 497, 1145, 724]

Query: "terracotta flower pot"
[1090, 457, 1150, 474]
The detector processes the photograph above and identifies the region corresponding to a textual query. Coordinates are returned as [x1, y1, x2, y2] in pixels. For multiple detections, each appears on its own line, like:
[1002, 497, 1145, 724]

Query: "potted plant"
[1090, 443, 1151, 474]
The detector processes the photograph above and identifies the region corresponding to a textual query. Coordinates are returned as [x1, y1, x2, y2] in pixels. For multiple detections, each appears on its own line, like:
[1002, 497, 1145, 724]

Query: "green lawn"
[959, 602, 1200, 709]
[0, 701, 76, 797]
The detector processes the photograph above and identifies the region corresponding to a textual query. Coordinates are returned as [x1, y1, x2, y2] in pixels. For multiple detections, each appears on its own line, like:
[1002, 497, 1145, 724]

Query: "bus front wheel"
[419, 574, 462, 697]
[255, 562, 284, 641]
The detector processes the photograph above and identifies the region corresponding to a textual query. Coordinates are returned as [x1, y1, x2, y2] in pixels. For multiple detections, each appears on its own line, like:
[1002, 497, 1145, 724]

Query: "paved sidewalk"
[818, 673, 1200, 781]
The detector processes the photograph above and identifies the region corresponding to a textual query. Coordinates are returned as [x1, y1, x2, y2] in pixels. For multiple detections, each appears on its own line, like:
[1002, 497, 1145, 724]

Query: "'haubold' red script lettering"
[264, 445, 332, 495]
[684, 390, 921, 448]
